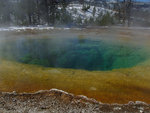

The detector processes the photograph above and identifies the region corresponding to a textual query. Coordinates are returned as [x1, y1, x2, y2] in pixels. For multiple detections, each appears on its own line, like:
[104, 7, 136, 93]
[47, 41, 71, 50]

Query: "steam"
[0, 27, 150, 71]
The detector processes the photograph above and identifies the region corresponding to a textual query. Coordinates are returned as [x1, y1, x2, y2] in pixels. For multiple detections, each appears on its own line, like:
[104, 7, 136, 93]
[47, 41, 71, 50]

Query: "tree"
[126, 0, 133, 26]
[36, 0, 40, 24]
[92, 7, 96, 17]
[0, 0, 11, 25]
[122, 0, 133, 26]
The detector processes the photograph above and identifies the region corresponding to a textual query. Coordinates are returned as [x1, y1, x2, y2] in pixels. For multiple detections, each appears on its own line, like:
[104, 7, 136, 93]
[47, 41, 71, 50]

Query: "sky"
[119, 0, 150, 2]
[138, 0, 149, 2]
[115, 0, 150, 2]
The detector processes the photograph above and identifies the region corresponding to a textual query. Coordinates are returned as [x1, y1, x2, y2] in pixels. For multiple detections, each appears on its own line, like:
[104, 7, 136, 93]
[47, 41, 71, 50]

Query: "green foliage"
[60, 11, 73, 24]
[82, 5, 90, 12]
[96, 12, 114, 26]
[76, 16, 82, 25]
[89, 17, 94, 25]
[0, 0, 119, 26]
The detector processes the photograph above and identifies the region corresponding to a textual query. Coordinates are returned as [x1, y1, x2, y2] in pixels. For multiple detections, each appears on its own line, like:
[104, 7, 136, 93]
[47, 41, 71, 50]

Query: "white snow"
[1, 26, 150, 32]
[0, 26, 74, 31]
[59, 4, 116, 23]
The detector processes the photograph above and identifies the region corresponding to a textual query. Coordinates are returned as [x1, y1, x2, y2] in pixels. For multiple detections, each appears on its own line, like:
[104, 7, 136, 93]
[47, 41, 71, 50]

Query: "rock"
[0, 89, 149, 113]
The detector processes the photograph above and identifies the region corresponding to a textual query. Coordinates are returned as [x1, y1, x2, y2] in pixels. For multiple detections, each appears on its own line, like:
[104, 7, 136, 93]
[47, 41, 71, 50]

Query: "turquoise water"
[0, 34, 148, 70]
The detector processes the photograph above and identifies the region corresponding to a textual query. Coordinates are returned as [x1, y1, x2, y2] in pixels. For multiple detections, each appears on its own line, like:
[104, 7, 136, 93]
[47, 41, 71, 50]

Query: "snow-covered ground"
[1, 26, 150, 32]
[59, 4, 116, 23]
[68, 4, 114, 20]
[0, 26, 74, 32]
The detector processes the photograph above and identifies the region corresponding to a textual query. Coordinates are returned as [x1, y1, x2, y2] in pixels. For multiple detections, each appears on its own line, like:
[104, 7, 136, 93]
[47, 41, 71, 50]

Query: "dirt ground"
[0, 89, 150, 113]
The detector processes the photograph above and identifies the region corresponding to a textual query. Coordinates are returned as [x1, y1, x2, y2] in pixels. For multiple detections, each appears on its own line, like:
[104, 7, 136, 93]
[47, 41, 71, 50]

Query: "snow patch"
[0, 26, 73, 31]
[65, 4, 115, 22]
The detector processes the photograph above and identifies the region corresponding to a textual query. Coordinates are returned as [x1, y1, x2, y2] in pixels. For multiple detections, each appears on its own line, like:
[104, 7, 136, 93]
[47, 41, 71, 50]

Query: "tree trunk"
[28, 13, 32, 25]
[36, 0, 40, 24]
[44, 0, 50, 25]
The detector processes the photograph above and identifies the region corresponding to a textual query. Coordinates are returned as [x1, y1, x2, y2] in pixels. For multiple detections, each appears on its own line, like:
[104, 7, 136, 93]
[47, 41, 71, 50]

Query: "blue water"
[0, 35, 147, 71]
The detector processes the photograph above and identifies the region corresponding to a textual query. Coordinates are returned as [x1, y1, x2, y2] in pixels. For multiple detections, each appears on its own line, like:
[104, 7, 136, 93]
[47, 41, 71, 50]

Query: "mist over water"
[0, 29, 150, 104]
[0, 0, 150, 106]
[0, 29, 148, 71]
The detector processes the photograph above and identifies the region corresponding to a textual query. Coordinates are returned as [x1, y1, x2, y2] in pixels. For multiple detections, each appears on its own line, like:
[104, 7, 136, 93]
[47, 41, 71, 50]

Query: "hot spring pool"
[0, 28, 150, 104]
[0, 29, 149, 71]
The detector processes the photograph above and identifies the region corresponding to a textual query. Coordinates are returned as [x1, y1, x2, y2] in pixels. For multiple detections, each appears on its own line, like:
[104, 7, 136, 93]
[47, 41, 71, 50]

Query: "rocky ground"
[0, 89, 150, 113]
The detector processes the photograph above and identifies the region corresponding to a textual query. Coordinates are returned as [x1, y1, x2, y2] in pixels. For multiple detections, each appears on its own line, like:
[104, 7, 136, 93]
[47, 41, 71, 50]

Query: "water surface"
[0, 28, 150, 104]
[0, 29, 149, 70]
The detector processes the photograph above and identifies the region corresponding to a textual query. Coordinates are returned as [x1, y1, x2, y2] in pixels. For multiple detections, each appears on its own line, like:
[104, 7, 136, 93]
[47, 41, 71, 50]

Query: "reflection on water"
[0, 32, 148, 70]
